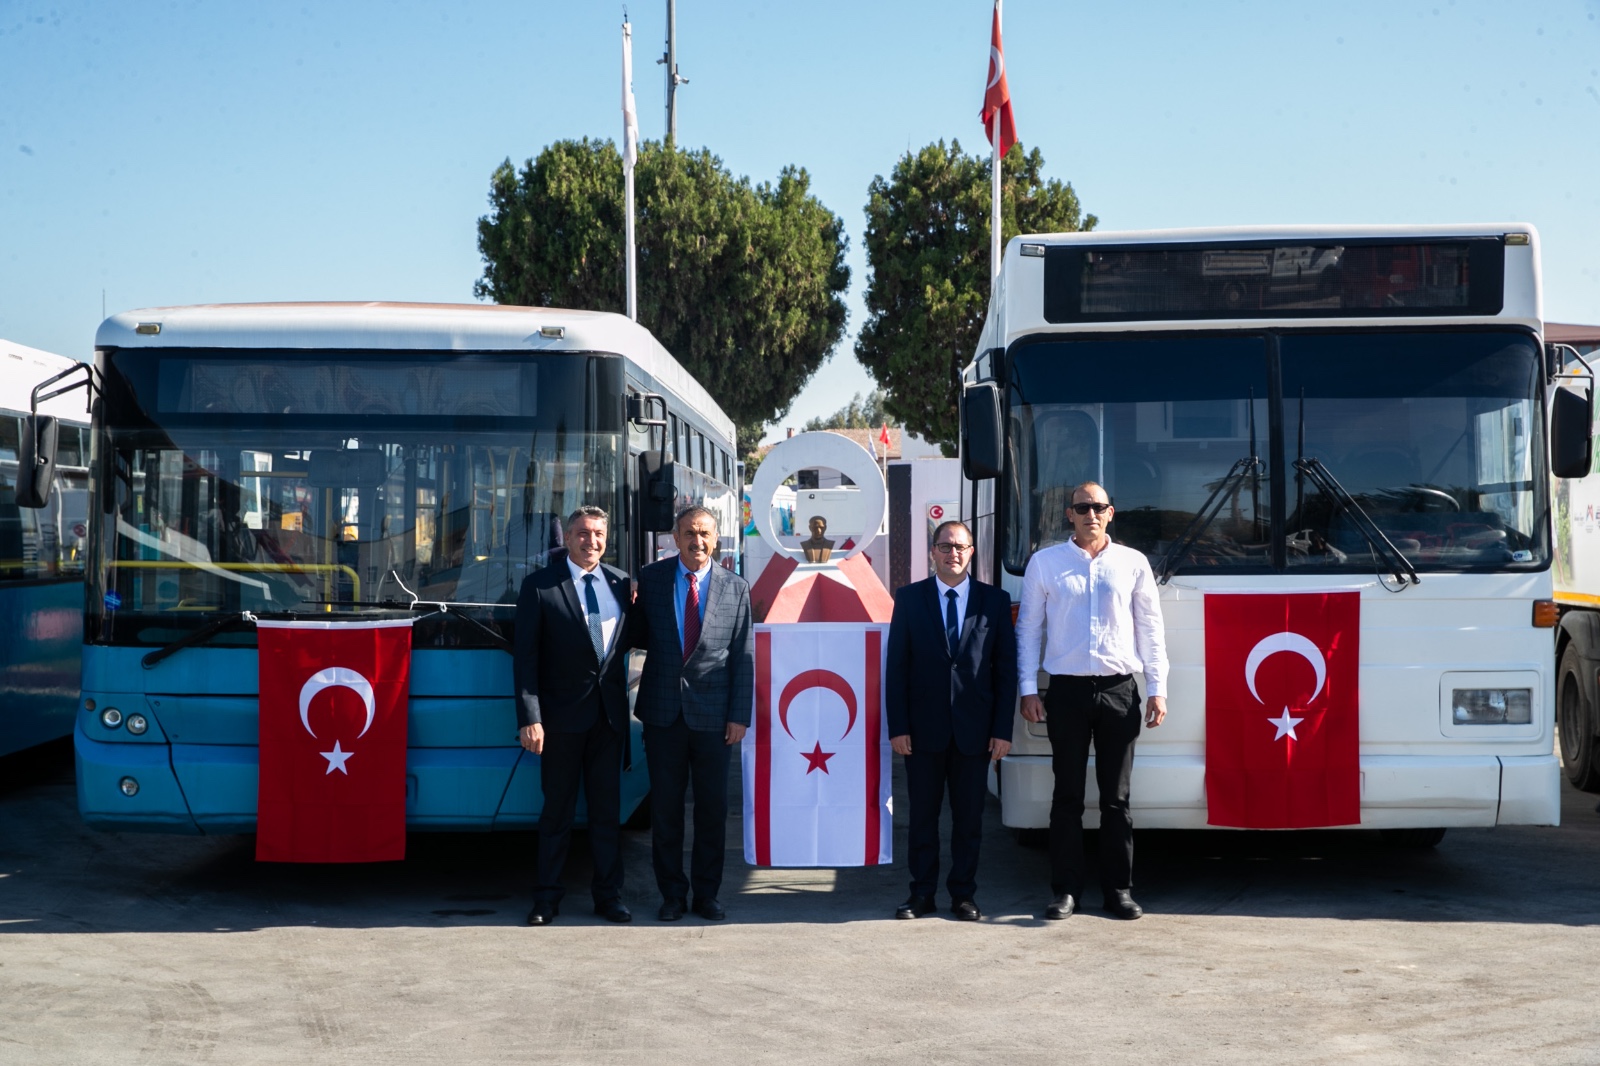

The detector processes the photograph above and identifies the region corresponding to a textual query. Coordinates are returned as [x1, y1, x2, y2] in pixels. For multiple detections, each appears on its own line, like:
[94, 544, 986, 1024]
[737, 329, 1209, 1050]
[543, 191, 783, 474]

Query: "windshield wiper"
[141, 611, 258, 669]
[1293, 457, 1419, 587]
[1155, 455, 1264, 585]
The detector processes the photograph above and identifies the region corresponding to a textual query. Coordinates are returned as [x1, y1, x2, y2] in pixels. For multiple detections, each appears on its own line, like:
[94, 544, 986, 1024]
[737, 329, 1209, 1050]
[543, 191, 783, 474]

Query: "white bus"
[23, 303, 739, 832]
[960, 225, 1588, 843]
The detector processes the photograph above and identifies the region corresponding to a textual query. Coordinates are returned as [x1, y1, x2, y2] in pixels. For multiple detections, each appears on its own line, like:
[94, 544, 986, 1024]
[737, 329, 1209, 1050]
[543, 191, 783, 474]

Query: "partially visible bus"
[960, 225, 1588, 843]
[0, 339, 91, 758]
[33, 303, 738, 832]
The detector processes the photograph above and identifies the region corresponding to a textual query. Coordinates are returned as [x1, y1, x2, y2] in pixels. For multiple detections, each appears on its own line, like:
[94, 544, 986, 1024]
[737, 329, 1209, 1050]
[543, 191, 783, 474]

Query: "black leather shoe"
[658, 899, 686, 922]
[1044, 893, 1075, 920]
[527, 902, 558, 926]
[951, 899, 981, 921]
[595, 899, 633, 923]
[691, 898, 726, 921]
[1104, 890, 1143, 920]
[895, 895, 936, 920]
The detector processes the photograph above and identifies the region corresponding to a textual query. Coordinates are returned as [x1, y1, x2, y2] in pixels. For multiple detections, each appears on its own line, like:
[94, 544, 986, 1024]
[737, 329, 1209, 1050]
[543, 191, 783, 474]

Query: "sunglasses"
[1069, 502, 1112, 515]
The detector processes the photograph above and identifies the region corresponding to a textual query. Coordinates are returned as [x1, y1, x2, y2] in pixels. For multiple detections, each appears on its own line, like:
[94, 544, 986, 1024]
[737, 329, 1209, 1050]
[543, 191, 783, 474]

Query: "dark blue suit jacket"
[513, 559, 633, 735]
[886, 577, 1017, 756]
[627, 558, 754, 733]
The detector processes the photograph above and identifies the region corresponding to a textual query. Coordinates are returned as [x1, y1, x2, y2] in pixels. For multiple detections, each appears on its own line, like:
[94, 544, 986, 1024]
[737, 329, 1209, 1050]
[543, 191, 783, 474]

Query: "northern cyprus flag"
[743, 623, 892, 867]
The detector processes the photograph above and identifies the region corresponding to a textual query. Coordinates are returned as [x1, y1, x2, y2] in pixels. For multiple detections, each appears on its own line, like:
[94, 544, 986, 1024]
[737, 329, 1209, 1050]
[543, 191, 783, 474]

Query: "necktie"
[945, 588, 960, 657]
[682, 571, 701, 662]
[583, 574, 605, 661]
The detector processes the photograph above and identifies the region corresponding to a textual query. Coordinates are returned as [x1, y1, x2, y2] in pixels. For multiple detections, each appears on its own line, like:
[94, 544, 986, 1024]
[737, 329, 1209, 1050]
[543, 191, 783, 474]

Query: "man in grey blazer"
[627, 505, 754, 921]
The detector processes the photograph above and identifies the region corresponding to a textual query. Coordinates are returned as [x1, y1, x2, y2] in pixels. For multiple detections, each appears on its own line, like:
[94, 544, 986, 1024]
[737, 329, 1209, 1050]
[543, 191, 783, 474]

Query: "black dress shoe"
[594, 899, 633, 923]
[658, 899, 686, 922]
[691, 898, 726, 921]
[526, 902, 558, 926]
[894, 895, 936, 920]
[1104, 889, 1143, 920]
[951, 899, 981, 921]
[1044, 893, 1075, 920]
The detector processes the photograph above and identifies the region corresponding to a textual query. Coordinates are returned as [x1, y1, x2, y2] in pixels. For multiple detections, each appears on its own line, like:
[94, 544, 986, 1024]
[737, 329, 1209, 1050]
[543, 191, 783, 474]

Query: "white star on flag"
[321, 740, 354, 775]
[1268, 708, 1304, 742]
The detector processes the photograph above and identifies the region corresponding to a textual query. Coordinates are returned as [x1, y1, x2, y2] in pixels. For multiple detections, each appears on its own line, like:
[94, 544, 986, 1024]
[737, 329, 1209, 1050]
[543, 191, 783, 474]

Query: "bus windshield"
[1004, 329, 1547, 577]
[91, 349, 625, 645]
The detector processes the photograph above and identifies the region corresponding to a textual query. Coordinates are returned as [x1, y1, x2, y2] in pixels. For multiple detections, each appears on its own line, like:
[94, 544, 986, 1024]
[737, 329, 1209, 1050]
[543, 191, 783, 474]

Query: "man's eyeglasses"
[1069, 502, 1112, 515]
[932, 543, 973, 554]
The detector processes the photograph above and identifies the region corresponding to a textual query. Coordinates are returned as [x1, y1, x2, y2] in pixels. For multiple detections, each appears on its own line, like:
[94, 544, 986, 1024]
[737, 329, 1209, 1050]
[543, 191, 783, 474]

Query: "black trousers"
[535, 713, 624, 906]
[1045, 674, 1142, 900]
[904, 744, 990, 902]
[642, 715, 731, 903]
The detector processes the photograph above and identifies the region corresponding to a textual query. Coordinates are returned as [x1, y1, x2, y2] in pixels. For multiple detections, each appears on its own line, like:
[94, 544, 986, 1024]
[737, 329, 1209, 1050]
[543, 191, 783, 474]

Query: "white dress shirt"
[936, 574, 971, 635]
[567, 557, 622, 656]
[1016, 538, 1168, 698]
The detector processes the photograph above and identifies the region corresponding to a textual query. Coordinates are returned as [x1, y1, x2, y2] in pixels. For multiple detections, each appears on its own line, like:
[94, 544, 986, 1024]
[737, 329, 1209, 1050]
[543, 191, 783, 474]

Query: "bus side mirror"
[16, 414, 59, 509]
[639, 450, 676, 532]
[961, 383, 1003, 481]
[1552, 385, 1594, 479]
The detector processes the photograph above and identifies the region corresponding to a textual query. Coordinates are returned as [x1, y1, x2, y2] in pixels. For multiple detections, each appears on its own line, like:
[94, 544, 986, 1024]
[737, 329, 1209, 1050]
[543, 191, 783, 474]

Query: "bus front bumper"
[996, 752, 1560, 829]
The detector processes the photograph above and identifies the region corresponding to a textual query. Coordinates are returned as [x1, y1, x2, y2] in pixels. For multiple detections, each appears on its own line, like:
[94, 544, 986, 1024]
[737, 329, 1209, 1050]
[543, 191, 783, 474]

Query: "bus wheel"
[1558, 644, 1600, 792]
[1380, 827, 1446, 849]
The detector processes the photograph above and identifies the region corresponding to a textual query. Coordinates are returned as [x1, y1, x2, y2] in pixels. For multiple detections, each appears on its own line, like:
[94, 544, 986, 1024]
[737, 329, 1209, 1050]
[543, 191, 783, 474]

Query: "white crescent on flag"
[298, 667, 376, 739]
[1243, 631, 1327, 705]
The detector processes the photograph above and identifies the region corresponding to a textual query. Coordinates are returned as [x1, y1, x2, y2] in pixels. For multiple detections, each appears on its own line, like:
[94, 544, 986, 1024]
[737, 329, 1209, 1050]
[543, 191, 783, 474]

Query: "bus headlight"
[1452, 688, 1532, 725]
[100, 707, 123, 729]
[118, 777, 140, 797]
[125, 714, 149, 735]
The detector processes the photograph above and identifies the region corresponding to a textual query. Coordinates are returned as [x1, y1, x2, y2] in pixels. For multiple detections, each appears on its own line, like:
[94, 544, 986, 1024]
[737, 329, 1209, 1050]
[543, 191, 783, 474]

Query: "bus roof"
[1010, 221, 1538, 245]
[96, 302, 736, 444]
[0, 338, 92, 422]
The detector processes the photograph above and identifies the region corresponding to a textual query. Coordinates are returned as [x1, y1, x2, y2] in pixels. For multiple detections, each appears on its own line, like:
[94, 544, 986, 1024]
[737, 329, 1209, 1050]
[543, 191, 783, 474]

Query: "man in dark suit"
[886, 519, 1016, 921]
[514, 505, 634, 926]
[628, 505, 754, 922]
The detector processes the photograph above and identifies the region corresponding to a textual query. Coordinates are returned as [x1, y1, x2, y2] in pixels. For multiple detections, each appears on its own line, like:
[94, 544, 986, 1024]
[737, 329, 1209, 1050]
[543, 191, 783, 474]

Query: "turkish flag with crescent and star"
[256, 619, 413, 862]
[743, 623, 892, 867]
[1204, 592, 1360, 829]
[979, 0, 1017, 158]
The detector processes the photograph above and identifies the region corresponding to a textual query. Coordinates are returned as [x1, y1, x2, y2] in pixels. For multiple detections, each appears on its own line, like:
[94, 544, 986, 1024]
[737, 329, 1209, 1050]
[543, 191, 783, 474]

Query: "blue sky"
[4, 1, 1598, 439]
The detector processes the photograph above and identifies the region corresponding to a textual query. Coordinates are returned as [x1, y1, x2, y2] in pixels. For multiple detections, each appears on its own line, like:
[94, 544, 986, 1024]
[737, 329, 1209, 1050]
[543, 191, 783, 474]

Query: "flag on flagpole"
[621, 20, 639, 170]
[1203, 592, 1361, 828]
[256, 619, 413, 862]
[743, 623, 892, 867]
[878, 423, 891, 455]
[979, 0, 1017, 159]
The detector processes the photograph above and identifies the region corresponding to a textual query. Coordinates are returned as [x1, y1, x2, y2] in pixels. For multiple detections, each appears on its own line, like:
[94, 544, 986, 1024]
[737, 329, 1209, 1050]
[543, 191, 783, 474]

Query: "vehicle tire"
[623, 794, 652, 831]
[1380, 827, 1446, 849]
[1011, 827, 1048, 849]
[1557, 644, 1600, 792]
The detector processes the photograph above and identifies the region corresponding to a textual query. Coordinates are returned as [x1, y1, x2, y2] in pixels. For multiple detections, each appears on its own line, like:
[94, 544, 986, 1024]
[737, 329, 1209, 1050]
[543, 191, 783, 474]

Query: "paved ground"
[2, 739, 1598, 1065]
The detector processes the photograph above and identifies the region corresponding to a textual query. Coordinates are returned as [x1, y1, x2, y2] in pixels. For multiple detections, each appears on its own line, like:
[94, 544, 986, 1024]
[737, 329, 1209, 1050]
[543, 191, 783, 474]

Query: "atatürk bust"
[801, 515, 835, 563]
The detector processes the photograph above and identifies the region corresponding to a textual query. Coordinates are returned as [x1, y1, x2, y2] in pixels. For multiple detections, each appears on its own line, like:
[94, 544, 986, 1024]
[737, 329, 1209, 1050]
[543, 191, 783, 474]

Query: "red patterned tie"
[682, 571, 700, 662]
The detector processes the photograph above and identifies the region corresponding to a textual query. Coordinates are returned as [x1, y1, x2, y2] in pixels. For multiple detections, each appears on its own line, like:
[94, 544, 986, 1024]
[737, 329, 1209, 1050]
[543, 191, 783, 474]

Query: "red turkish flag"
[1203, 592, 1360, 828]
[256, 619, 413, 862]
[979, 0, 1017, 158]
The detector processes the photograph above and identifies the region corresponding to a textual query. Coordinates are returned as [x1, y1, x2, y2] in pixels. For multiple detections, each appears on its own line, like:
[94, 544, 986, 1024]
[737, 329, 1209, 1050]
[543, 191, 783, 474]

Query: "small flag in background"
[622, 20, 639, 170]
[980, 0, 1017, 158]
[256, 619, 413, 862]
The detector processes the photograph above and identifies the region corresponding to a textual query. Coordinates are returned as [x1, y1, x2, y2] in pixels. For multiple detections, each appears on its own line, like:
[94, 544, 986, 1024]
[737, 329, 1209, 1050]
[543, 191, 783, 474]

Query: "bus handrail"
[109, 560, 362, 600]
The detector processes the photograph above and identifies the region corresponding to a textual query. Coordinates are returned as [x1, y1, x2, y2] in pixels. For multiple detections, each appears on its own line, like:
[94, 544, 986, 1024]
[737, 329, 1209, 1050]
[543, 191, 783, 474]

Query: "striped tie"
[682, 571, 700, 662]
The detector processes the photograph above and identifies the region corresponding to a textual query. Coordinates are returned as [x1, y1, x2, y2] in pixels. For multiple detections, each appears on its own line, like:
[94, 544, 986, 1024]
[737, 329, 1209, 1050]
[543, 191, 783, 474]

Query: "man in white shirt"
[1016, 482, 1168, 921]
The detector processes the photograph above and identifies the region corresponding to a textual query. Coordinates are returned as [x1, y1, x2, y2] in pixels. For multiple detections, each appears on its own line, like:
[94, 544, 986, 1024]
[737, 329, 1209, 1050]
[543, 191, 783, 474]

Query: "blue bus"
[23, 304, 739, 833]
[0, 339, 91, 758]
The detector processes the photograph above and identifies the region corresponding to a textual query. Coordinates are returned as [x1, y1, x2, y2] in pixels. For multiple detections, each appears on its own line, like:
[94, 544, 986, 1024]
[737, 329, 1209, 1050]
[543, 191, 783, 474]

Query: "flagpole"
[989, 0, 1004, 295]
[623, 18, 639, 322]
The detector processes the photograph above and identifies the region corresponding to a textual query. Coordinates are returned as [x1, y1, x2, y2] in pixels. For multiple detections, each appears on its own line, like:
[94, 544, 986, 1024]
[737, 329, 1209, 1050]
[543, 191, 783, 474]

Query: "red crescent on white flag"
[777, 669, 858, 740]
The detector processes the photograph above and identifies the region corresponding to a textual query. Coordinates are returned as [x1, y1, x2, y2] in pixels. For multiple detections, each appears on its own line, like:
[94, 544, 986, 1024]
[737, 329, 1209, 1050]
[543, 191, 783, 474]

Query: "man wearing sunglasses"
[1016, 482, 1168, 922]
[886, 520, 1016, 921]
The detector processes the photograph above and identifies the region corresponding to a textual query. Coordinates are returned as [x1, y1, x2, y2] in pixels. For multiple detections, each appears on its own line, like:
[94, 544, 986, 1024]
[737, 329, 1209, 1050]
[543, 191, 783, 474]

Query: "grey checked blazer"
[627, 558, 754, 733]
